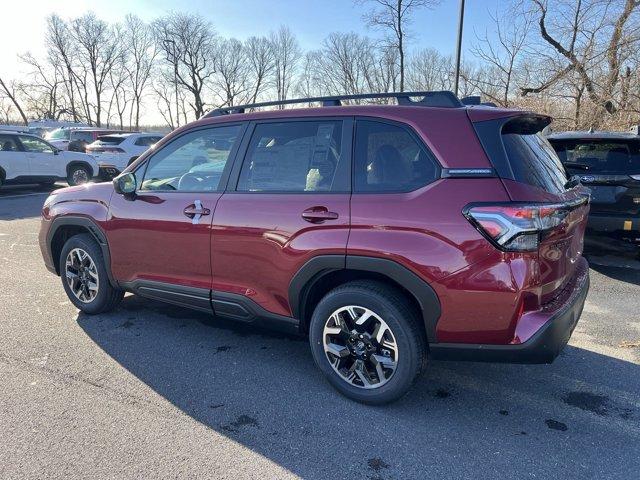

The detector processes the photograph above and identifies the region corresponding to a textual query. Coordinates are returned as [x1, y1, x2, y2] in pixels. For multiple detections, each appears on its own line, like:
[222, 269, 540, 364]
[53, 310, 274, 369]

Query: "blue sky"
[2, 0, 499, 77]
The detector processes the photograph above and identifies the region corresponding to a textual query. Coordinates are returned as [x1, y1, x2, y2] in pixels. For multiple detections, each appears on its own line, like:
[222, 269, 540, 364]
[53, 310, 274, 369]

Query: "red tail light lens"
[464, 203, 578, 252]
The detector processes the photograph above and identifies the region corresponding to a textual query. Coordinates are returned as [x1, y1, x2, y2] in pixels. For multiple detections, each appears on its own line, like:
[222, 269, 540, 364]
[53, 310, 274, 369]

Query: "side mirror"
[113, 172, 136, 195]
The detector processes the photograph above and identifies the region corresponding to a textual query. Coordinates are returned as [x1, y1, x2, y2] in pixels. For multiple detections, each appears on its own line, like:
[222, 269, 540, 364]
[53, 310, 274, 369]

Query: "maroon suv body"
[40, 92, 590, 404]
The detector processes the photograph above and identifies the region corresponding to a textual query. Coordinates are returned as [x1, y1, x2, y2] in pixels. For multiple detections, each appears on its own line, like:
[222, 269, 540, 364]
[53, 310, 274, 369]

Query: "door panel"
[106, 124, 245, 291]
[17, 136, 58, 176]
[107, 192, 220, 289]
[211, 193, 350, 316]
[211, 118, 352, 318]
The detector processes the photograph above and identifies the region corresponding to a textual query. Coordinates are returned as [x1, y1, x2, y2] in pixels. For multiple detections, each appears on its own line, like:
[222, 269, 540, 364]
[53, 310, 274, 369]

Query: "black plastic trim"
[289, 254, 441, 342]
[211, 291, 300, 334]
[46, 216, 119, 288]
[430, 271, 589, 364]
[121, 279, 212, 313]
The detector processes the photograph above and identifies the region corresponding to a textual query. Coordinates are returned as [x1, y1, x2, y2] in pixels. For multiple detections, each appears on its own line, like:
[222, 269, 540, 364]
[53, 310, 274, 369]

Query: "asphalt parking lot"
[1, 184, 639, 479]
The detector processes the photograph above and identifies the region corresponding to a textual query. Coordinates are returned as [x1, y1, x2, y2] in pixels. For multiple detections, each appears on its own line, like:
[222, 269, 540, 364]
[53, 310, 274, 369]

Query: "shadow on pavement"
[76, 294, 640, 478]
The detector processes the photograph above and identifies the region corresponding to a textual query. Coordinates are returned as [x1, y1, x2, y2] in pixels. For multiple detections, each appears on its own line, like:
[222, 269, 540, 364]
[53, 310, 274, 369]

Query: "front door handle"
[301, 206, 339, 223]
[184, 200, 211, 224]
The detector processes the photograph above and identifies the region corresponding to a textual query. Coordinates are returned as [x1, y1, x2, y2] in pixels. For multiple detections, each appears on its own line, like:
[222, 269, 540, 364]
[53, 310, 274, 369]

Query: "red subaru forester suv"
[40, 92, 590, 404]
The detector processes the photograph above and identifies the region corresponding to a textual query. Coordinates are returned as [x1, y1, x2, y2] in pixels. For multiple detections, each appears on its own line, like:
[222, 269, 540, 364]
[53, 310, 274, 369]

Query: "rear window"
[502, 133, 568, 194]
[551, 140, 640, 175]
[46, 129, 70, 141]
[96, 135, 126, 145]
[71, 131, 95, 142]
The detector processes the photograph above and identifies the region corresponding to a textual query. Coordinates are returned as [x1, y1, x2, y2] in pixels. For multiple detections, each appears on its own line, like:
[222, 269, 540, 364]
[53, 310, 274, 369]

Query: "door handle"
[301, 206, 339, 223]
[183, 200, 211, 224]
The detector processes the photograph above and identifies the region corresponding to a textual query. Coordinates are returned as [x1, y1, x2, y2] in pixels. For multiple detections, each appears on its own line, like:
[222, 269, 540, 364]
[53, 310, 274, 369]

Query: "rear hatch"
[549, 137, 640, 217]
[470, 112, 590, 303]
[87, 135, 127, 155]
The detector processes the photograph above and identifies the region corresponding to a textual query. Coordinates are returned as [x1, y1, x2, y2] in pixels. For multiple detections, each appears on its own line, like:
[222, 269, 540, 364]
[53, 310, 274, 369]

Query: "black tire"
[67, 165, 91, 186]
[309, 280, 427, 405]
[59, 233, 124, 314]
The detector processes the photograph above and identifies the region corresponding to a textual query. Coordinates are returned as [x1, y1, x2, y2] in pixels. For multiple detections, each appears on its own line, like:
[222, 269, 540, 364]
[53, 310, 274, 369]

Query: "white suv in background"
[86, 133, 163, 178]
[0, 131, 99, 188]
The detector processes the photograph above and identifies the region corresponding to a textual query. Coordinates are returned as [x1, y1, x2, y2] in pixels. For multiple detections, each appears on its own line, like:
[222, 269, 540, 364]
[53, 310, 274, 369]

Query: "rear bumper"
[430, 262, 589, 364]
[587, 213, 639, 234]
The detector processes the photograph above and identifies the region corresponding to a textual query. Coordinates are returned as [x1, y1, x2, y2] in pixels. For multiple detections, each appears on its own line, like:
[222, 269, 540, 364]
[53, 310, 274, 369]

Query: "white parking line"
[0, 192, 52, 199]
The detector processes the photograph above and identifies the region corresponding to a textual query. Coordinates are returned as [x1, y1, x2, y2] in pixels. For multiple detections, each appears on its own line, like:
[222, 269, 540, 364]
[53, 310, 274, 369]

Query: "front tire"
[309, 281, 427, 405]
[59, 234, 123, 314]
[67, 165, 91, 186]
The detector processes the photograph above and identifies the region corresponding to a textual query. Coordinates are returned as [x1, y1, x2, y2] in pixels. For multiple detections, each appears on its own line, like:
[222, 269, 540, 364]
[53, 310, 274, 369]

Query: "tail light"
[464, 201, 585, 252]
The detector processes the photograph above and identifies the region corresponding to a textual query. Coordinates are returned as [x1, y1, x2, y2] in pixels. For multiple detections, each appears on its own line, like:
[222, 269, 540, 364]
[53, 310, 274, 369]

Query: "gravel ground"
[1, 184, 639, 479]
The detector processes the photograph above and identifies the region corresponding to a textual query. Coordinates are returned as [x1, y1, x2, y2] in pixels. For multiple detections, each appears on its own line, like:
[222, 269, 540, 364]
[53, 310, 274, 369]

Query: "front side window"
[72, 131, 95, 143]
[46, 129, 70, 141]
[237, 121, 343, 192]
[18, 136, 54, 153]
[354, 120, 439, 192]
[140, 125, 241, 192]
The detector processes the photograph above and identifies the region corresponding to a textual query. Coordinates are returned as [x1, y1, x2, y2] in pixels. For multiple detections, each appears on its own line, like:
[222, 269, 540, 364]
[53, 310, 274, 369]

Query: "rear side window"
[135, 136, 162, 147]
[551, 140, 640, 175]
[502, 133, 567, 194]
[354, 120, 438, 192]
[0, 135, 20, 151]
[237, 121, 343, 192]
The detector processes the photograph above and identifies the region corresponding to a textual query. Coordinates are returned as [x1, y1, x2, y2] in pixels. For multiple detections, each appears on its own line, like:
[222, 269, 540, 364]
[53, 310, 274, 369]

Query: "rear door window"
[237, 120, 344, 192]
[502, 133, 568, 194]
[0, 135, 20, 152]
[552, 140, 640, 175]
[353, 120, 439, 192]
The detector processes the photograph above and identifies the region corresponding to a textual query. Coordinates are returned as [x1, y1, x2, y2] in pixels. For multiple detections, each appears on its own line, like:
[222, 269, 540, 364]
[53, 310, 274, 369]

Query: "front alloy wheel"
[64, 247, 99, 303]
[323, 306, 398, 389]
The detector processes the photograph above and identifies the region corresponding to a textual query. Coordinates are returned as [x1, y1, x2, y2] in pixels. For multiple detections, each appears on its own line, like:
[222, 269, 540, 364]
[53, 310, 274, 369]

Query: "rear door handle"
[301, 206, 339, 223]
[184, 200, 211, 224]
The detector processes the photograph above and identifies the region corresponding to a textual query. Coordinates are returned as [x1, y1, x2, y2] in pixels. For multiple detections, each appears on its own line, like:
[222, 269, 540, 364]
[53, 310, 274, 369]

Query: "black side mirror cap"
[113, 172, 137, 195]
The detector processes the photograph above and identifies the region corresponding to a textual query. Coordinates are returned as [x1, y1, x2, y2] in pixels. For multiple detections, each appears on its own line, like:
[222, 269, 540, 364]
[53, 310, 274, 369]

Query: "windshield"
[502, 132, 568, 194]
[551, 139, 640, 175]
[46, 129, 70, 141]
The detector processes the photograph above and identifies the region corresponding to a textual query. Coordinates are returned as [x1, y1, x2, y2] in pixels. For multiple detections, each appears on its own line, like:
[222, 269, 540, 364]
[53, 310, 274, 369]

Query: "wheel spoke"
[354, 308, 373, 326]
[325, 342, 350, 359]
[354, 361, 373, 387]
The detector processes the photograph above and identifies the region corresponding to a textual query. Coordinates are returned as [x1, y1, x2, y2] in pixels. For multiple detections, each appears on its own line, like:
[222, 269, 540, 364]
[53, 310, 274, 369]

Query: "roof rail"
[203, 91, 463, 118]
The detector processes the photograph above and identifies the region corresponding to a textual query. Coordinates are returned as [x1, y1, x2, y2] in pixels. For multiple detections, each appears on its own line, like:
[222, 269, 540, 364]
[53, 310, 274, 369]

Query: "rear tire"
[67, 165, 91, 186]
[309, 280, 427, 405]
[59, 233, 124, 314]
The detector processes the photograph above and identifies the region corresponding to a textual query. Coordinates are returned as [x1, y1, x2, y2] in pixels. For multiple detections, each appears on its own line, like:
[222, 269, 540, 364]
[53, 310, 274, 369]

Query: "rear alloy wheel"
[309, 281, 427, 405]
[67, 165, 90, 186]
[323, 306, 398, 389]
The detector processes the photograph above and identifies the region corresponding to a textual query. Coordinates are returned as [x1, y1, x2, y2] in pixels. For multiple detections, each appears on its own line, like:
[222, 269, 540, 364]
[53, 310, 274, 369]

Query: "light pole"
[453, 0, 465, 97]
[163, 38, 179, 128]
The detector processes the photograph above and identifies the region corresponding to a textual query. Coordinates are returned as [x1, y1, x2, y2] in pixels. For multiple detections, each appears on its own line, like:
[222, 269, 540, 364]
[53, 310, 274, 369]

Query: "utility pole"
[453, 0, 465, 97]
[163, 38, 180, 129]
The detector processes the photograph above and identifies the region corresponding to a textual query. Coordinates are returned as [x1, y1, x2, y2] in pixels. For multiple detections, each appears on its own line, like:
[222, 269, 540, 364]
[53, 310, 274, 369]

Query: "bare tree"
[245, 36, 275, 103]
[123, 15, 158, 130]
[154, 12, 217, 119]
[70, 13, 123, 126]
[270, 26, 301, 105]
[357, 0, 440, 92]
[407, 48, 454, 91]
[521, 0, 640, 115]
[213, 38, 250, 107]
[470, 9, 532, 106]
[0, 77, 28, 124]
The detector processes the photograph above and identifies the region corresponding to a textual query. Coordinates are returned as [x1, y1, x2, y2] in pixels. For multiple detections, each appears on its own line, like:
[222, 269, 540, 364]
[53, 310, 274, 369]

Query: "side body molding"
[289, 255, 441, 342]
